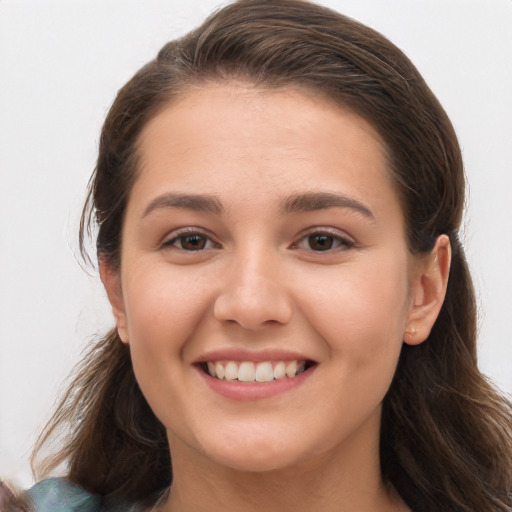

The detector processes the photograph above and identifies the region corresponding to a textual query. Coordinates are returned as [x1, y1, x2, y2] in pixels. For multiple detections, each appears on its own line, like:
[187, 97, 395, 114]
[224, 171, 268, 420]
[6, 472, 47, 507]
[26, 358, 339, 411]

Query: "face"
[105, 84, 429, 474]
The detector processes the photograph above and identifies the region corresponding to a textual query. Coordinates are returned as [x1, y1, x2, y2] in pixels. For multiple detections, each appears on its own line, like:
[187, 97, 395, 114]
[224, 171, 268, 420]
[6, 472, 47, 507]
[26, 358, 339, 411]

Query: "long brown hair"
[32, 1, 512, 510]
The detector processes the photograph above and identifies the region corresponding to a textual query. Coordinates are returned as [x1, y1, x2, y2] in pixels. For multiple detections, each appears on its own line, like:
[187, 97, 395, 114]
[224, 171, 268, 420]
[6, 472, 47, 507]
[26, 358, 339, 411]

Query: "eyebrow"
[141, 191, 374, 220]
[281, 191, 375, 219]
[142, 193, 223, 218]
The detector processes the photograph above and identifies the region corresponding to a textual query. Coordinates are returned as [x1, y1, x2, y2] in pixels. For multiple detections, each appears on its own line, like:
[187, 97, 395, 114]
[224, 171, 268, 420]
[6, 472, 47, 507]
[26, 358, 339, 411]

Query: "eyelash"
[161, 229, 220, 251]
[161, 228, 355, 253]
[291, 229, 355, 252]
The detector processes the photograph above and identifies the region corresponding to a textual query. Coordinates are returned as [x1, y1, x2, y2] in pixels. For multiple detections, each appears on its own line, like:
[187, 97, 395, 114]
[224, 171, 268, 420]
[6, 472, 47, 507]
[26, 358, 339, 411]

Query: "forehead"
[132, 83, 401, 223]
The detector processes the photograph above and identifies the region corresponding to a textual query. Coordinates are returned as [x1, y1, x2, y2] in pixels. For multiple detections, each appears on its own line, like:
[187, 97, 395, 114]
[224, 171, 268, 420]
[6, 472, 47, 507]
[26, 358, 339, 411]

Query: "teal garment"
[26, 478, 145, 512]
[26, 479, 100, 512]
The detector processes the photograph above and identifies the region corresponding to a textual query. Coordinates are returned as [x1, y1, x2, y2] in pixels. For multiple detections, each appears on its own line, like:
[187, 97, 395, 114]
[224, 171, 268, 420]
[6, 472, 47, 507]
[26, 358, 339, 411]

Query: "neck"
[159, 424, 408, 512]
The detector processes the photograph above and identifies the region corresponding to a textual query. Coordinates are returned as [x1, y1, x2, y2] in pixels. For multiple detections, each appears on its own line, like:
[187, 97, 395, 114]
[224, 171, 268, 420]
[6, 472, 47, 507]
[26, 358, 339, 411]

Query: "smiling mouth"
[199, 360, 315, 383]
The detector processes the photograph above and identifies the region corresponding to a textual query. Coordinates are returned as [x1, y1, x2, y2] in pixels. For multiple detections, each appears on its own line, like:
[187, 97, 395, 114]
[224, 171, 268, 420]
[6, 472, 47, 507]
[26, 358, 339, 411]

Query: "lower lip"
[197, 365, 316, 401]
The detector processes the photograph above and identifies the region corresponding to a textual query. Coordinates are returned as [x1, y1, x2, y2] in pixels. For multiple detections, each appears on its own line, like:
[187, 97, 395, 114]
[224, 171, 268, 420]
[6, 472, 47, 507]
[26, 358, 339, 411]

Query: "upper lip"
[193, 348, 317, 364]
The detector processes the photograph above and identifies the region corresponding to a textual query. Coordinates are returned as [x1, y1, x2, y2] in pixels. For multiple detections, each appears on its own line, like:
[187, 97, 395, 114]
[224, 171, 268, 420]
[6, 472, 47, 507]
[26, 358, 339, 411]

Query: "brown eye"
[180, 234, 207, 250]
[163, 232, 218, 251]
[292, 230, 355, 253]
[308, 234, 334, 251]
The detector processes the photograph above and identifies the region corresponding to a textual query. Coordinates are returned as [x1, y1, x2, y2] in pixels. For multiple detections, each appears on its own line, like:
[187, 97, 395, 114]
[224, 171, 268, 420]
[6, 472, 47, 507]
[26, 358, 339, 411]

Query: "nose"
[213, 250, 293, 330]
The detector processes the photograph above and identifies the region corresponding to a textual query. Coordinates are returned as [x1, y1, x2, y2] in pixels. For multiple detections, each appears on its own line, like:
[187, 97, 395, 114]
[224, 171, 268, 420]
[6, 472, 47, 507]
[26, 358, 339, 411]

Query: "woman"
[5, 0, 511, 510]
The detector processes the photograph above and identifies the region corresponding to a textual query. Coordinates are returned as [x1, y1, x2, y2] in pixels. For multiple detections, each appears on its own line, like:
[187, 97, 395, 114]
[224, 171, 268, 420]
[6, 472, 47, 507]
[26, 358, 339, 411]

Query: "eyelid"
[160, 226, 220, 250]
[291, 227, 356, 250]
[159, 225, 355, 252]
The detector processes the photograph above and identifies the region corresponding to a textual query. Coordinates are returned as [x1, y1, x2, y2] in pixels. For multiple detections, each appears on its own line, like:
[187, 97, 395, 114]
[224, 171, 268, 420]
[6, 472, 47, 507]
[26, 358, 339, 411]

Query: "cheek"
[119, 264, 213, 422]
[298, 256, 410, 366]
[122, 263, 213, 355]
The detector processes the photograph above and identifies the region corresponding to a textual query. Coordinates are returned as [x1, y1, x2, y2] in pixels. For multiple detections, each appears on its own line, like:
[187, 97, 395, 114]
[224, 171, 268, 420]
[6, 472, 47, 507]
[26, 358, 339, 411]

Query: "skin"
[101, 84, 450, 512]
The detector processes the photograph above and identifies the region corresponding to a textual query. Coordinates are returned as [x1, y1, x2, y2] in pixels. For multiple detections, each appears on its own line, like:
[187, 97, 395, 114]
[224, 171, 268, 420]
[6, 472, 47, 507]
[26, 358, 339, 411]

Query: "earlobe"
[99, 258, 129, 344]
[404, 234, 451, 346]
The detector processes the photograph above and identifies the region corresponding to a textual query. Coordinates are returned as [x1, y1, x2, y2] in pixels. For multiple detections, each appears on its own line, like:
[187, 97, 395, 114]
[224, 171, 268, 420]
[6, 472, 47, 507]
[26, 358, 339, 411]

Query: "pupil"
[183, 235, 206, 250]
[309, 234, 333, 251]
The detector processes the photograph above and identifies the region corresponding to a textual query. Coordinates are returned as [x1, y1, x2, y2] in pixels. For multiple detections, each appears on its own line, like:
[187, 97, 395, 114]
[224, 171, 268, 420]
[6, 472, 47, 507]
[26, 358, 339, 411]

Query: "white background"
[1, 0, 511, 487]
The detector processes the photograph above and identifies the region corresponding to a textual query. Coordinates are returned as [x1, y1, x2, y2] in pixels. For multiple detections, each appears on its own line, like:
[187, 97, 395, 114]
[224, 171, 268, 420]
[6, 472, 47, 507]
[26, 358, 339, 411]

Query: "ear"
[99, 258, 129, 344]
[404, 234, 451, 346]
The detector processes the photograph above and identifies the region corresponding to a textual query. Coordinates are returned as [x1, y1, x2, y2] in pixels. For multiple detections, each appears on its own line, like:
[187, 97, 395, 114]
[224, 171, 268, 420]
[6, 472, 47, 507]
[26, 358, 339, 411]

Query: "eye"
[293, 230, 355, 252]
[162, 231, 219, 251]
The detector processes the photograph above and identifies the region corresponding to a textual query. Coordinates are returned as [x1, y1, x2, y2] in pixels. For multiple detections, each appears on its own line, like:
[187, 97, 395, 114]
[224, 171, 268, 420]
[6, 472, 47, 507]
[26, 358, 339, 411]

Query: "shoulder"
[2, 478, 146, 512]
[25, 478, 101, 512]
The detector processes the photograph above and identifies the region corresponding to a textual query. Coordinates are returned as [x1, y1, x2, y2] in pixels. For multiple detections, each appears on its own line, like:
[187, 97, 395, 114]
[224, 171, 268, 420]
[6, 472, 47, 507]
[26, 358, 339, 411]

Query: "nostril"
[213, 288, 293, 330]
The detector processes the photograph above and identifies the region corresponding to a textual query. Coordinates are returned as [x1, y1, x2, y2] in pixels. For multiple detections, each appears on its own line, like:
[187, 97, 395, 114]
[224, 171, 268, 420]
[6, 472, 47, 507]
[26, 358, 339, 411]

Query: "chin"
[199, 431, 309, 473]
[213, 450, 302, 473]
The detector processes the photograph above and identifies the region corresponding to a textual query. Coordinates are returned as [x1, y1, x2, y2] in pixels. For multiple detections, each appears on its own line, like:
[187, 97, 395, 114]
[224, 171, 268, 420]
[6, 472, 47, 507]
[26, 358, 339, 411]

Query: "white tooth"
[273, 361, 286, 380]
[238, 362, 256, 382]
[225, 361, 238, 380]
[286, 360, 298, 378]
[207, 362, 216, 377]
[215, 362, 225, 380]
[255, 361, 274, 382]
[297, 361, 306, 374]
